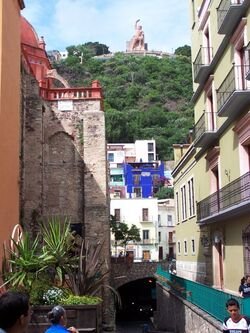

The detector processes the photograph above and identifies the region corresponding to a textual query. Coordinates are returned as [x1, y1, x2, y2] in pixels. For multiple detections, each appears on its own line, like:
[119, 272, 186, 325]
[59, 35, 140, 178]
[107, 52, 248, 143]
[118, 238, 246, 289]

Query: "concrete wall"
[155, 283, 222, 333]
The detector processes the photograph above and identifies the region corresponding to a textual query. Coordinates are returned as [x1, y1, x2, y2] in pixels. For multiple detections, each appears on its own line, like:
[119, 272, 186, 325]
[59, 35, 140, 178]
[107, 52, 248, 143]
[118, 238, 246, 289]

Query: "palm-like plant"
[1, 233, 50, 291]
[67, 239, 109, 296]
[41, 217, 77, 285]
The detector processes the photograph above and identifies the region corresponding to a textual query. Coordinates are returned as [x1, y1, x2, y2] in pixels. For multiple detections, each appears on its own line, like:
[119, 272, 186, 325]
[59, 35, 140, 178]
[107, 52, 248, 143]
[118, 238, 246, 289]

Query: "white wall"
[110, 198, 159, 260]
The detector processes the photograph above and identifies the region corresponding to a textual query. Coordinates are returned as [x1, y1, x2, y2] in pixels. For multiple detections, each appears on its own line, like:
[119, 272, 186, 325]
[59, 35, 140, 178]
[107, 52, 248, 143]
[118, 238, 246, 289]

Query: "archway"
[116, 277, 156, 321]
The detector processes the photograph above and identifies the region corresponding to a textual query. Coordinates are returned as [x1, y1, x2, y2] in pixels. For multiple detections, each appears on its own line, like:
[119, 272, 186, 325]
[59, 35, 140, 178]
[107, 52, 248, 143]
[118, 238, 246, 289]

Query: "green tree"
[175, 45, 191, 57]
[155, 187, 174, 199]
[110, 216, 141, 249]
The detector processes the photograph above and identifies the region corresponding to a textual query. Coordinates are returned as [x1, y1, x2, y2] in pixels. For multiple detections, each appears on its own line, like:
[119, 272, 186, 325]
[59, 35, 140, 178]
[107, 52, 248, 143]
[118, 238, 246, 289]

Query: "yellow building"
[173, 0, 250, 294]
[0, 0, 24, 262]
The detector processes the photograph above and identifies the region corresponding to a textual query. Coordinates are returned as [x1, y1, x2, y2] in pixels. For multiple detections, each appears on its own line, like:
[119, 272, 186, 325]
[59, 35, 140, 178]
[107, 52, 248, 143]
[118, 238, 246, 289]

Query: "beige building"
[173, 0, 250, 294]
[0, 0, 24, 263]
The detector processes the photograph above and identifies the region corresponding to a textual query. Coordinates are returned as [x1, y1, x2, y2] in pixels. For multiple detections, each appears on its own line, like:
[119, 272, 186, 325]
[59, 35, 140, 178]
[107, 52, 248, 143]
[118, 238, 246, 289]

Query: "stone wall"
[155, 283, 222, 333]
[21, 69, 112, 329]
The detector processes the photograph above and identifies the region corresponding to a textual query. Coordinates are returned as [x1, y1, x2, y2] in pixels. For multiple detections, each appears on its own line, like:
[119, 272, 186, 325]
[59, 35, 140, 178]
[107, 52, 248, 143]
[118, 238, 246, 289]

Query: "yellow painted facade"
[174, 0, 250, 293]
[0, 0, 24, 262]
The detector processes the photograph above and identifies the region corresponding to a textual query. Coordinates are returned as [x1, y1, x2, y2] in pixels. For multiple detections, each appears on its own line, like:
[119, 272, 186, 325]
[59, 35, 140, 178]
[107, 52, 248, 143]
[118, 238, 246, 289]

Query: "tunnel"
[116, 277, 156, 321]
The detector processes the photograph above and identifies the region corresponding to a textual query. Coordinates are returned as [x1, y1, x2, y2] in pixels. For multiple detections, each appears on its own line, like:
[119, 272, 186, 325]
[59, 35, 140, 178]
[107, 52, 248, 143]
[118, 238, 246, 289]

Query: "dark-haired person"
[239, 275, 250, 298]
[45, 305, 78, 333]
[0, 291, 31, 333]
[223, 298, 250, 332]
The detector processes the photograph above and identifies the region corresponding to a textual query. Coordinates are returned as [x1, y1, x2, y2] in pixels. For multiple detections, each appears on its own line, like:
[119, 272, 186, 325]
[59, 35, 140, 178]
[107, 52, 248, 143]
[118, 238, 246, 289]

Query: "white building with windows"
[110, 198, 159, 261]
[157, 199, 176, 260]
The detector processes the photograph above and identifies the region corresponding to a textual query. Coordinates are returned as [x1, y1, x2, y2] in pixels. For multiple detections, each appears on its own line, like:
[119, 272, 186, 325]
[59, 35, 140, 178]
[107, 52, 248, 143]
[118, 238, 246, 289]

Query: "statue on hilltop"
[127, 19, 147, 52]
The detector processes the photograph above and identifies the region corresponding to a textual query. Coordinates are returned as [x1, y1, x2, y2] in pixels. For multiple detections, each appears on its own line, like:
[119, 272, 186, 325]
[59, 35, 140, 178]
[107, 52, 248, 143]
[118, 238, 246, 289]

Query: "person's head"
[226, 298, 241, 321]
[48, 306, 67, 326]
[0, 291, 31, 333]
[241, 276, 246, 285]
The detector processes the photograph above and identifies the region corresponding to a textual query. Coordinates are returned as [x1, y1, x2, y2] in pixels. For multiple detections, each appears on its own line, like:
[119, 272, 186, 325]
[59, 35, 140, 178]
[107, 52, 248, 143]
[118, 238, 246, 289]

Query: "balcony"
[141, 239, 156, 245]
[193, 47, 213, 83]
[140, 216, 154, 223]
[217, 65, 250, 118]
[193, 111, 218, 148]
[197, 171, 250, 224]
[217, 0, 249, 35]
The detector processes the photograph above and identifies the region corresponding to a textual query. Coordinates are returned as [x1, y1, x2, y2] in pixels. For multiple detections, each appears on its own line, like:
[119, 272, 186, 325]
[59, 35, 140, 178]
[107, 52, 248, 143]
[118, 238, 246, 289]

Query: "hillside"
[54, 46, 194, 160]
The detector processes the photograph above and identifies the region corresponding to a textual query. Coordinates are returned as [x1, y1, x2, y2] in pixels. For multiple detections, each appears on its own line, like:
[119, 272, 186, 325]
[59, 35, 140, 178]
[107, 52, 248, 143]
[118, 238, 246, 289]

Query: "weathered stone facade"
[155, 283, 222, 333]
[20, 68, 112, 328]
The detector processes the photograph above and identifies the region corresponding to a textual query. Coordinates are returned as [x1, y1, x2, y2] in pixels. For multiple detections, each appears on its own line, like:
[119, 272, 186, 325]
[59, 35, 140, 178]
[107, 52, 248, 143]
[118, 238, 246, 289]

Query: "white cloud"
[23, 0, 190, 53]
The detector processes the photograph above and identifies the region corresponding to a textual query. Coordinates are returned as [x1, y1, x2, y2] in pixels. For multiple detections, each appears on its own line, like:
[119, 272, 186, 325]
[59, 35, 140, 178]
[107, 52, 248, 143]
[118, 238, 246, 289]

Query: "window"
[181, 185, 187, 221]
[191, 239, 196, 254]
[168, 232, 173, 243]
[133, 187, 142, 198]
[114, 190, 121, 198]
[188, 177, 195, 217]
[184, 240, 188, 255]
[133, 174, 141, 185]
[143, 230, 149, 240]
[142, 208, 149, 221]
[158, 214, 161, 226]
[108, 153, 114, 162]
[176, 191, 180, 223]
[177, 241, 181, 255]
[110, 174, 123, 182]
[158, 232, 161, 243]
[167, 214, 173, 226]
[148, 153, 154, 162]
[148, 142, 154, 152]
[114, 209, 120, 222]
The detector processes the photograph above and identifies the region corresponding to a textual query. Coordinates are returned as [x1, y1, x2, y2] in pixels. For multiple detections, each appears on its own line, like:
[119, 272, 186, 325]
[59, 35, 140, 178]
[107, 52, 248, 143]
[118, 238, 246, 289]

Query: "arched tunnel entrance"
[116, 277, 156, 322]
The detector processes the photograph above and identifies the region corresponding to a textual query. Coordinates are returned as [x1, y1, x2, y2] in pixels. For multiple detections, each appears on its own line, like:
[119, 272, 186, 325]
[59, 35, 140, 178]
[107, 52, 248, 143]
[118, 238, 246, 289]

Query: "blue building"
[124, 161, 165, 198]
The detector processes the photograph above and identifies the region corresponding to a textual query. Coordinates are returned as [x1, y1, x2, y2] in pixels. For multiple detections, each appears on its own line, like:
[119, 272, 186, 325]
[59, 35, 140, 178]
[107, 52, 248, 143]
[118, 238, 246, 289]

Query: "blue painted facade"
[124, 162, 165, 198]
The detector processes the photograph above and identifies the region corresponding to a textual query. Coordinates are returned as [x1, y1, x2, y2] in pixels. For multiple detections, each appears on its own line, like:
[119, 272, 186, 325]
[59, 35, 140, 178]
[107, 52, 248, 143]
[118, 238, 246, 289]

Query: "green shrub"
[60, 295, 102, 305]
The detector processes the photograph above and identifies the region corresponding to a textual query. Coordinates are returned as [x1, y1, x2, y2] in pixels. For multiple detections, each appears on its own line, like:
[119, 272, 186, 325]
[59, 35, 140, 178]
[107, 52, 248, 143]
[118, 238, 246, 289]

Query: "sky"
[22, 0, 191, 54]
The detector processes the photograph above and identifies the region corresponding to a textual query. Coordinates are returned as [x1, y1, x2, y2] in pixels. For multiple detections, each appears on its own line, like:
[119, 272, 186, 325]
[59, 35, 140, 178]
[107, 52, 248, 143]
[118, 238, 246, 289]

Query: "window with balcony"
[158, 232, 161, 243]
[133, 187, 142, 198]
[181, 185, 187, 221]
[142, 208, 149, 221]
[188, 177, 195, 217]
[114, 209, 121, 222]
[133, 174, 141, 185]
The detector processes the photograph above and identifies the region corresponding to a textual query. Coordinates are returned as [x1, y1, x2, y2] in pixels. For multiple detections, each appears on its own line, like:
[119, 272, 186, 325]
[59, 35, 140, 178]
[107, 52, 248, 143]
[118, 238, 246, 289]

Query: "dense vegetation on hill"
[54, 44, 194, 160]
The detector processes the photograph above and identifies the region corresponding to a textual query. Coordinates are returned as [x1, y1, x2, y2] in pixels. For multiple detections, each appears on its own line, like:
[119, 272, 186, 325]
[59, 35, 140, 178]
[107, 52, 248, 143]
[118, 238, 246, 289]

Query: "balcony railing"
[156, 265, 250, 322]
[193, 111, 217, 147]
[193, 47, 213, 83]
[40, 86, 102, 101]
[217, 65, 250, 117]
[141, 239, 156, 245]
[217, 0, 247, 35]
[197, 171, 250, 222]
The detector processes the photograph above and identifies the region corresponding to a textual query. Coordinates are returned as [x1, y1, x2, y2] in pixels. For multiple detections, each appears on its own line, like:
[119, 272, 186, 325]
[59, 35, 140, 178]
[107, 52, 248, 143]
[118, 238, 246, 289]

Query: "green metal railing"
[156, 265, 250, 322]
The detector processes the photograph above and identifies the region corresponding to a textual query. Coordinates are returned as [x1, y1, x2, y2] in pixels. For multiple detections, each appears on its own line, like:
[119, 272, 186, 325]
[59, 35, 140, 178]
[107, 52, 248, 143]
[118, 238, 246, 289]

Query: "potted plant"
[1, 217, 106, 333]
